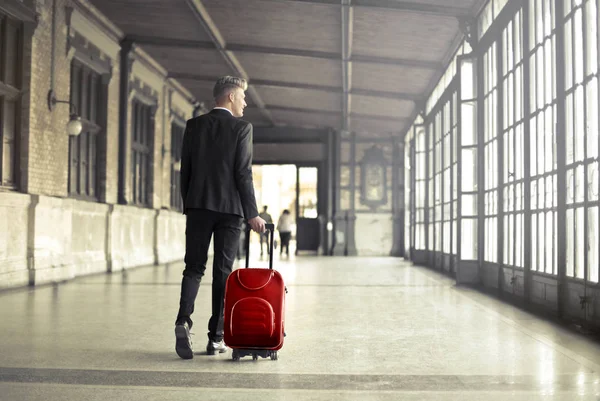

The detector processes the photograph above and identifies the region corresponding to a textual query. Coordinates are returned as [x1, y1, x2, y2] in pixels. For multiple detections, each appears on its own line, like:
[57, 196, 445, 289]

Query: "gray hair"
[213, 76, 248, 102]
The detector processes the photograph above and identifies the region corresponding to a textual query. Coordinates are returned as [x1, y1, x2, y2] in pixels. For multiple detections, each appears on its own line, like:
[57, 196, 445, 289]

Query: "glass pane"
[461, 102, 477, 146]
[90, 134, 97, 196]
[567, 209, 574, 277]
[79, 133, 88, 194]
[567, 168, 575, 204]
[576, 207, 585, 278]
[586, 0, 598, 75]
[529, 0, 536, 48]
[544, 40, 554, 104]
[538, 212, 545, 271]
[460, 59, 475, 99]
[444, 222, 451, 253]
[461, 218, 477, 260]
[587, 79, 599, 158]
[532, 213, 538, 271]
[530, 117, 537, 176]
[4, 19, 19, 87]
[299, 167, 318, 218]
[89, 73, 98, 123]
[574, 9, 584, 85]
[545, 175, 553, 209]
[69, 137, 78, 194]
[590, 163, 599, 202]
[576, 164, 585, 203]
[545, 108, 554, 172]
[538, 177, 545, 208]
[516, 125, 524, 179]
[538, 113, 545, 173]
[452, 220, 458, 254]
[516, 67, 523, 122]
[565, 19, 573, 89]
[461, 148, 477, 192]
[575, 86, 585, 162]
[462, 194, 477, 216]
[589, 207, 599, 283]
[516, 213, 523, 267]
[545, 211, 553, 274]
[1, 100, 16, 186]
[340, 166, 350, 187]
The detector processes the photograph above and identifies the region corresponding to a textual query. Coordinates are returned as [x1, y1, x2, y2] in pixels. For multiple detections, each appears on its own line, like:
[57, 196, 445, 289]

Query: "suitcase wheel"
[252, 353, 258, 361]
[232, 349, 240, 361]
[270, 351, 278, 361]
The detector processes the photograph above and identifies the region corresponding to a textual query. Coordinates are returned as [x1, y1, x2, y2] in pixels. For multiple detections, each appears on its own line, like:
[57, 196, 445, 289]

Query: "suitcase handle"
[245, 223, 275, 269]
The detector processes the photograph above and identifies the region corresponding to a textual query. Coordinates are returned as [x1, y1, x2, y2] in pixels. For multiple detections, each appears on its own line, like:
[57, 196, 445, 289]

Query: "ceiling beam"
[264, 0, 471, 17]
[183, 0, 274, 125]
[168, 72, 421, 102]
[125, 34, 441, 70]
[249, 105, 409, 123]
[341, 0, 353, 132]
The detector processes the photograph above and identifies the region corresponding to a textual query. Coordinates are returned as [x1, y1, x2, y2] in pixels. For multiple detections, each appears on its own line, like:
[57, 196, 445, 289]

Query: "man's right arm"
[234, 122, 259, 220]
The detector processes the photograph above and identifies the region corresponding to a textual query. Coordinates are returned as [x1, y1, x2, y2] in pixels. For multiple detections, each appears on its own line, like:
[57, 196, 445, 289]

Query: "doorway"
[249, 164, 320, 257]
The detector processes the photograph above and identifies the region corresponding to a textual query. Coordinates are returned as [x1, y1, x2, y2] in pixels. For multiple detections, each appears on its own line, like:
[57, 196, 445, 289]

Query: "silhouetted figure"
[277, 209, 293, 257]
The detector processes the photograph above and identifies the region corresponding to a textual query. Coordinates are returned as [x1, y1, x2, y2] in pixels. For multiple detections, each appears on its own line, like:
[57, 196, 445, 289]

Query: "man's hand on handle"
[248, 216, 266, 233]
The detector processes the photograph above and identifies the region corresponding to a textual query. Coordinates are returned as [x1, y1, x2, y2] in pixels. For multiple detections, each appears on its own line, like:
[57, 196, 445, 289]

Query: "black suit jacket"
[180, 109, 259, 219]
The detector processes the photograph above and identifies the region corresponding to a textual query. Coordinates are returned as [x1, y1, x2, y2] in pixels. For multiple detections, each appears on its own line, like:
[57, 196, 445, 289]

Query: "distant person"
[259, 205, 273, 256]
[175, 76, 266, 360]
[277, 209, 293, 257]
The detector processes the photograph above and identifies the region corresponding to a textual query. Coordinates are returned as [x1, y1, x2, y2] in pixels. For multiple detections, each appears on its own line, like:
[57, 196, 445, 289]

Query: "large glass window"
[479, 0, 510, 38]
[414, 124, 427, 250]
[0, 13, 22, 188]
[131, 100, 154, 207]
[68, 59, 104, 198]
[563, 0, 599, 282]
[428, 91, 458, 260]
[529, 0, 559, 275]
[484, 43, 499, 264]
[501, 9, 525, 269]
[405, 128, 413, 254]
[427, 120, 435, 253]
[434, 113, 443, 254]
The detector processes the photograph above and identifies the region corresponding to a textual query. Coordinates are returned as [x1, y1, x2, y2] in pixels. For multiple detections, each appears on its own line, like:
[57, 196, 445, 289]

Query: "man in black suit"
[174, 76, 266, 359]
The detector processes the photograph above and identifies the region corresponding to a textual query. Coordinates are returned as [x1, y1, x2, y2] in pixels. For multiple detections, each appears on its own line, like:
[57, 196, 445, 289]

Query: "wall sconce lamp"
[47, 90, 83, 136]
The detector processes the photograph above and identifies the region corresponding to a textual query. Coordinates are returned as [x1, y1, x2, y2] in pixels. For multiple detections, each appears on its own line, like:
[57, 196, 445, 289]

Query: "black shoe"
[206, 337, 227, 355]
[175, 322, 193, 360]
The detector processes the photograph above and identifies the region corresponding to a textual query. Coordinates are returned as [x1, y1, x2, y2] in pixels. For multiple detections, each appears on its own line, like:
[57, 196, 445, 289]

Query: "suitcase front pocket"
[230, 297, 275, 338]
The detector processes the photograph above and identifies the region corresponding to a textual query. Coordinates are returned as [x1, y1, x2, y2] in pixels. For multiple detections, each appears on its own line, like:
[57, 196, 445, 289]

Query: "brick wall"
[28, 0, 71, 196]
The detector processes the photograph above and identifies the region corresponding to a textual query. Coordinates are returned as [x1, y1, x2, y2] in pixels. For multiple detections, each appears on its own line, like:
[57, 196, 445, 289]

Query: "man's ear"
[229, 91, 235, 102]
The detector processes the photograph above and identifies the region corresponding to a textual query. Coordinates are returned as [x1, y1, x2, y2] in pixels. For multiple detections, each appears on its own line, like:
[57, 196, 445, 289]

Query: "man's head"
[263, 206, 268, 212]
[213, 76, 248, 117]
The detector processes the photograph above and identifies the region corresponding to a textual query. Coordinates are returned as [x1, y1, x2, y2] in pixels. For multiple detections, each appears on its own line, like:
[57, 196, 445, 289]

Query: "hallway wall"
[333, 134, 404, 256]
[0, 0, 193, 289]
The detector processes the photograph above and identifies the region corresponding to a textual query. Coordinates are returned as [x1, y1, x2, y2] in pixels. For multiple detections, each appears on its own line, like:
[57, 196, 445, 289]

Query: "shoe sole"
[175, 325, 193, 360]
[206, 345, 228, 355]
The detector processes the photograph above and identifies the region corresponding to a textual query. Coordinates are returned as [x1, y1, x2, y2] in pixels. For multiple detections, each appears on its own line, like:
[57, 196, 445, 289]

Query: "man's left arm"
[180, 120, 193, 211]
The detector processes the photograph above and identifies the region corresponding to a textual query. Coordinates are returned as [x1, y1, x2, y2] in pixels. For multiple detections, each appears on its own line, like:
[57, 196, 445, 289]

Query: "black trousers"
[279, 232, 291, 255]
[176, 209, 242, 342]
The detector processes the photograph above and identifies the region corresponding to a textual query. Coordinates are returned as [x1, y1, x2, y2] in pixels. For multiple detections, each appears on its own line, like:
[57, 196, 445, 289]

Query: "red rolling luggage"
[224, 223, 286, 361]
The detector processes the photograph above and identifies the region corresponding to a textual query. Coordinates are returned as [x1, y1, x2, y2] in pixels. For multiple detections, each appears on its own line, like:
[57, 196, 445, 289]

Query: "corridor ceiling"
[90, 0, 486, 136]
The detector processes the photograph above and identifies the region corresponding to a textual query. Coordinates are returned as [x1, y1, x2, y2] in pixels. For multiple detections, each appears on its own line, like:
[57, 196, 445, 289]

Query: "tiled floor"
[2, 253, 600, 400]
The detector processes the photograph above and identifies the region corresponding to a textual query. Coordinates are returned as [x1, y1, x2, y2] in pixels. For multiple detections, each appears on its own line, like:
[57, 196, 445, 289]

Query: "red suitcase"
[224, 223, 286, 361]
